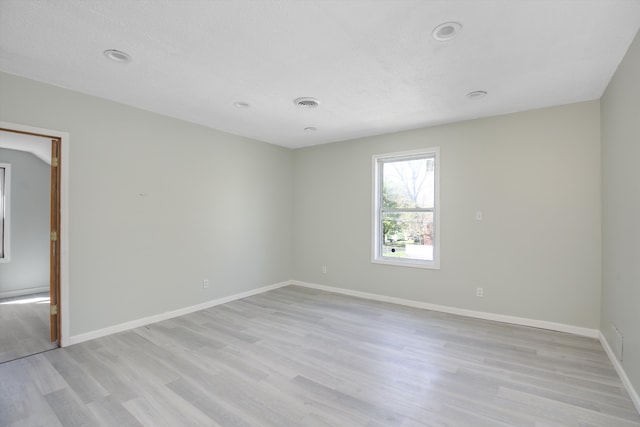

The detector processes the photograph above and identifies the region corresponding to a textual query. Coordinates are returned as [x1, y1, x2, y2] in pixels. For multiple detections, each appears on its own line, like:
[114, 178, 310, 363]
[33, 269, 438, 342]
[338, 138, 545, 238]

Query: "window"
[373, 148, 439, 269]
[0, 163, 10, 262]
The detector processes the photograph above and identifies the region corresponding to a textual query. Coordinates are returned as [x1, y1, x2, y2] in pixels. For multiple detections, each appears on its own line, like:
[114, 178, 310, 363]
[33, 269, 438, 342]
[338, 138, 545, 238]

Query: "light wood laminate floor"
[0, 292, 57, 364]
[1, 285, 639, 426]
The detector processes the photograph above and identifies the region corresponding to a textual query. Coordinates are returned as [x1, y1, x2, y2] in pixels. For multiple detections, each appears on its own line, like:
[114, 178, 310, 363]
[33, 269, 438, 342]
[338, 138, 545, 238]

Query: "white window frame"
[372, 148, 440, 269]
[0, 163, 11, 263]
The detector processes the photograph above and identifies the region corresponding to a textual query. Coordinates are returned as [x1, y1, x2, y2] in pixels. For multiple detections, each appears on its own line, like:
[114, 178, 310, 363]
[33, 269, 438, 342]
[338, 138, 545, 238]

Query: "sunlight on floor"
[0, 296, 50, 305]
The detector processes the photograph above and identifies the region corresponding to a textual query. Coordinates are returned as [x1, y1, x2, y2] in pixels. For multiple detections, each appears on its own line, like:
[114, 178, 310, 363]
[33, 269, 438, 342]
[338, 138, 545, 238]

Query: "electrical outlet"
[322, 265, 327, 274]
[203, 279, 209, 289]
[476, 287, 484, 297]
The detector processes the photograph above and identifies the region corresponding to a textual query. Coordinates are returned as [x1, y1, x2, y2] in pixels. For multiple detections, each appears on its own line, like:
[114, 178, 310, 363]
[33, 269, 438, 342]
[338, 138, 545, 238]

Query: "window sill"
[372, 257, 440, 270]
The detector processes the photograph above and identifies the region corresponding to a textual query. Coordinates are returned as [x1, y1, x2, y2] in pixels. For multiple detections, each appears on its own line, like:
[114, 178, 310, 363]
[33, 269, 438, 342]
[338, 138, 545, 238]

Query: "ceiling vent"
[432, 22, 462, 41]
[294, 97, 320, 108]
[103, 49, 131, 63]
[466, 90, 488, 99]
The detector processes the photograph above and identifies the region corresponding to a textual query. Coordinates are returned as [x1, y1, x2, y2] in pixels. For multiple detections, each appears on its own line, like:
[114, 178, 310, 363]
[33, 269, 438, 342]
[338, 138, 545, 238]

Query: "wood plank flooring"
[1, 285, 638, 426]
[0, 292, 56, 364]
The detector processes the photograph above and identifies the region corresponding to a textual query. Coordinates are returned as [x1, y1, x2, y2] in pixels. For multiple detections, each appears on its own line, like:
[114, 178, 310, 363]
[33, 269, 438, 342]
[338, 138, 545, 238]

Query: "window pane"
[382, 157, 434, 209]
[381, 211, 434, 261]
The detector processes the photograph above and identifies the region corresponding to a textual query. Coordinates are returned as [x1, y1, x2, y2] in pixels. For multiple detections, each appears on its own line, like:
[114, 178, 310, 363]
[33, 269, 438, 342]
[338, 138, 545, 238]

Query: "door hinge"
[50, 305, 58, 315]
[50, 230, 57, 241]
[51, 157, 58, 167]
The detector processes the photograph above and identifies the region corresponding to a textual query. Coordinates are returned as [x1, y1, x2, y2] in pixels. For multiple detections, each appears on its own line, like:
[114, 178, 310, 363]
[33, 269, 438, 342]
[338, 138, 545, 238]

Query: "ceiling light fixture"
[466, 90, 488, 99]
[432, 22, 462, 41]
[233, 101, 250, 109]
[103, 49, 131, 63]
[294, 97, 320, 108]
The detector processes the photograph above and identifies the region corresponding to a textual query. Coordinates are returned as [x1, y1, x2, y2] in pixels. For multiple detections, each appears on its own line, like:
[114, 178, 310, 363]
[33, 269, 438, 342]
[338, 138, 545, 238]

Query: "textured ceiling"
[1, 0, 639, 148]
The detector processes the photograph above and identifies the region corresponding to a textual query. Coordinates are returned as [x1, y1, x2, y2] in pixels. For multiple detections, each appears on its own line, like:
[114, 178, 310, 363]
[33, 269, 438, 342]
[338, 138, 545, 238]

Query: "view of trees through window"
[381, 156, 435, 261]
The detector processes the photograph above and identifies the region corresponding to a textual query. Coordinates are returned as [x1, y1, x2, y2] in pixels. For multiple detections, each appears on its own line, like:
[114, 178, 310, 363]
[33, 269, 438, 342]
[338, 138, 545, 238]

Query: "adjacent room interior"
[0, 130, 59, 363]
[0, 1, 639, 426]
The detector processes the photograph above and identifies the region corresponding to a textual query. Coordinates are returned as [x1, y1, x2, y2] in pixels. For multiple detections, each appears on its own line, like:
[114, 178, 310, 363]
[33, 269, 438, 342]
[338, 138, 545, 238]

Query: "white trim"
[599, 331, 640, 414]
[371, 257, 439, 270]
[0, 285, 49, 299]
[62, 277, 638, 413]
[59, 277, 639, 414]
[0, 121, 70, 346]
[67, 281, 291, 346]
[372, 147, 441, 270]
[292, 280, 599, 338]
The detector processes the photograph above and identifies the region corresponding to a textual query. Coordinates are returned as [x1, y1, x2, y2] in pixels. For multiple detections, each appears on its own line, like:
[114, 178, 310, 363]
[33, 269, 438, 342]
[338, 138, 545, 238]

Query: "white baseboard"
[67, 278, 598, 343]
[599, 331, 640, 414]
[0, 286, 49, 299]
[293, 281, 640, 413]
[64, 279, 638, 414]
[67, 281, 291, 346]
[292, 280, 600, 339]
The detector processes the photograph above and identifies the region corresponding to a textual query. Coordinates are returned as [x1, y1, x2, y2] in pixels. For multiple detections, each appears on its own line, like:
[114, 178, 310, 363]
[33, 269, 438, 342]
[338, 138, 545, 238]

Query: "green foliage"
[382, 185, 401, 240]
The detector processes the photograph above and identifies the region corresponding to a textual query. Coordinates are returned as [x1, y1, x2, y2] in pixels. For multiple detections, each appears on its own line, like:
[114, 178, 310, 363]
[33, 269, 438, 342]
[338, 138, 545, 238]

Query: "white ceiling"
[1, 1, 639, 148]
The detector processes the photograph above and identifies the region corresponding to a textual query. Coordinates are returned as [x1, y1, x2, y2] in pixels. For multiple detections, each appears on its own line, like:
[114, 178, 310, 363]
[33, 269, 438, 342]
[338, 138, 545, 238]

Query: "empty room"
[0, 1, 639, 426]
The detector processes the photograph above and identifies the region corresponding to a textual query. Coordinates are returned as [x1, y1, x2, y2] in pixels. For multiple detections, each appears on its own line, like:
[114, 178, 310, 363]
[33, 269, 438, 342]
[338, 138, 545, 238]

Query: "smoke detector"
[294, 97, 320, 108]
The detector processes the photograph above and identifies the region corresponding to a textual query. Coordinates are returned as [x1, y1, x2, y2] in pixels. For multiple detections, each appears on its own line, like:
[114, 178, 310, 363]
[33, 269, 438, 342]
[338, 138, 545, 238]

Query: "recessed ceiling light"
[103, 49, 131, 63]
[233, 101, 250, 109]
[432, 22, 462, 41]
[294, 97, 320, 108]
[304, 127, 317, 132]
[466, 90, 488, 99]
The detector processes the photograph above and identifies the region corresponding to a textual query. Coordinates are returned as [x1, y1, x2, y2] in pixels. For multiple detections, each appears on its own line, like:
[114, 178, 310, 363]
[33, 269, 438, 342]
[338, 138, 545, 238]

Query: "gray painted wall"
[0, 57, 629, 375]
[0, 148, 50, 295]
[0, 72, 293, 336]
[601, 30, 640, 396]
[293, 101, 602, 329]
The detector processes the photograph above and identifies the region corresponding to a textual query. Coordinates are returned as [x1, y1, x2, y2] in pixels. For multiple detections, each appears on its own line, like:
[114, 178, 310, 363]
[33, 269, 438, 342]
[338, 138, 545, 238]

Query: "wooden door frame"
[49, 137, 61, 342]
[0, 122, 70, 346]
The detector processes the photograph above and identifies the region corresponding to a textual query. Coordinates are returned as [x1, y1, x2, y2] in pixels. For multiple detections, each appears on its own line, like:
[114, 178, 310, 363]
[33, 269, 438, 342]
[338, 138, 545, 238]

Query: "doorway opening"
[0, 126, 64, 362]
